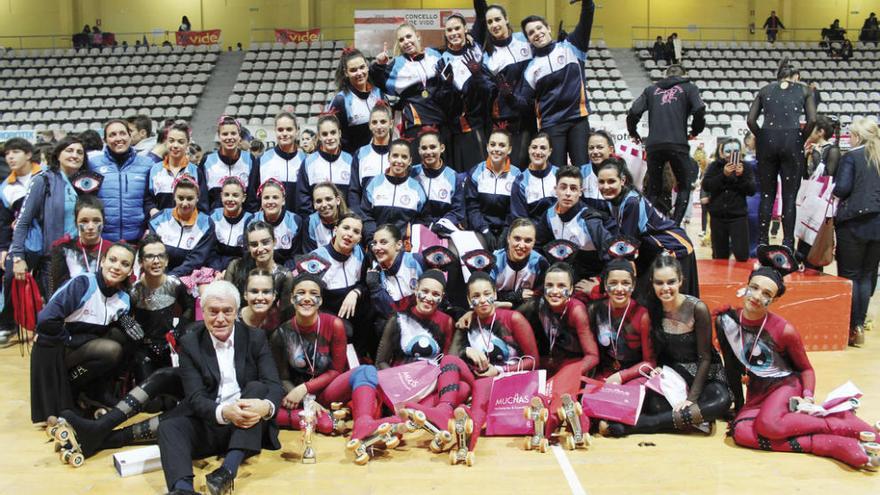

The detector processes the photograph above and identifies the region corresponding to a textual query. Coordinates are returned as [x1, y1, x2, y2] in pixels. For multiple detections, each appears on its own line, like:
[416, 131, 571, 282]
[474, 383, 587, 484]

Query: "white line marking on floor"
[551, 444, 587, 495]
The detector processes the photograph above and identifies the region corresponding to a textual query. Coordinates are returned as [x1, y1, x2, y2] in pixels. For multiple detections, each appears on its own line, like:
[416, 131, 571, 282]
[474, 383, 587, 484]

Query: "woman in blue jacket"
[87, 120, 155, 242]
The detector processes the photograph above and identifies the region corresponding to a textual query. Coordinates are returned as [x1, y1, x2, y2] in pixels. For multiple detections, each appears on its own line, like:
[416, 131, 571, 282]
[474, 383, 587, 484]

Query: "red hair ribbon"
[417, 124, 440, 136]
[341, 46, 357, 56]
[492, 121, 510, 132]
[216, 115, 241, 131]
[219, 175, 246, 190]
[257, 177, 285, 197]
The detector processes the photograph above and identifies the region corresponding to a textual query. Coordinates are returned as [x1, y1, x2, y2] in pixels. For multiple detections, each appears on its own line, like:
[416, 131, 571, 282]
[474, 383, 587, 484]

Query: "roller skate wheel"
[523, 406, 533, 420]
[447, 418, 457, 435]
[375, 422, 393, 435]
[860, 431, 877, 443]
[54, 441, 63, 452]
[429, 439, 443, 453]
[584, 433, 593, 447]
[55, 429, 70, 443]
[465, 451, 475, 466]
[448, 450, 458, 465]
[69, 453, 85, 467]
[465, 418, 474, 435]
[60, 450, 71, 463]
[539, 438, 548, 453]
[93, 408, 108, 420]
[574, 402, 583, 416]
[523, 437, 532, 450]
[411, 410, 427, 426]
[385, 435, 401, 450]
[345, 438, 362, 452]
[864, 442, 880, 455]
[354, 454, 369, 465]
[332, 409, 349, 421]
[47, 425, 59, 439]
[564, 435, 576, 451]
[557, 406, 567, 422]
[539, 408, 549, 422]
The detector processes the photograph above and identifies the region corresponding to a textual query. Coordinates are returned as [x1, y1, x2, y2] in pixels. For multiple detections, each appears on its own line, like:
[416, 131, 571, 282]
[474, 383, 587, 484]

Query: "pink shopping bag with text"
[377, 360, 440, 409]
[485, 369, 547, 436]
[580, 378, 646, 426]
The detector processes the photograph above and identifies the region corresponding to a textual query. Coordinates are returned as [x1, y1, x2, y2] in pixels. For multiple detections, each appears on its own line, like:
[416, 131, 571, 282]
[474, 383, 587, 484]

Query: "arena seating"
[226, 39, 632, 130]
[633, 40, 880, 136]
[0, 45, 219, 132]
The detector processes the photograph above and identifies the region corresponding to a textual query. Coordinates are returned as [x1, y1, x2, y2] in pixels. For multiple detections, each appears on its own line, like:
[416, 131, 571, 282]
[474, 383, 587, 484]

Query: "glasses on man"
[142, 253, 168, 261]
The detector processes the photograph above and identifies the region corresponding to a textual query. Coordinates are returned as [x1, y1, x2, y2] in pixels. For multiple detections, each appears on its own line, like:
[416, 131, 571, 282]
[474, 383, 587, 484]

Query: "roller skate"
[299, 395, 319, 464]
[51, 418, 86, 467]
[448, 407, 475, 466]
[555, 394, 591, 450]
[522, 397, 549, 453]
[346, 423, 398, 465]
[860, 432, 880, 471]
[329, 402, 351, 435]
[397, 408, 455, 453]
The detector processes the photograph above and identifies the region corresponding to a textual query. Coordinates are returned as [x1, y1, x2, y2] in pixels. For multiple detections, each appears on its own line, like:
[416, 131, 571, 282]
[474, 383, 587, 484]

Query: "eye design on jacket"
[462, 250, 495, 272]
[757, 244, 797, 276]
[606, 235, 639, 260]
[296, 254, 331, 277]
[423, 246, 456, 269]
[544, 239, 578, 262]
[71, 170, 104, 195]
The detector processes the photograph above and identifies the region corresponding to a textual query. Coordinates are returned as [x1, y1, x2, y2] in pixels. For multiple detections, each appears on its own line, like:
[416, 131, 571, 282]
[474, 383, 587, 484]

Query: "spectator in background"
[250, 140, 265, 159]
[860, 13, 879, 43]
[179, 16, 192, 32]
[652, 36, 665, 62]
[300, 129, 317, 154]
[79, 129, 104, 163]
[763, 11, 785, 43]
[82, 25, 91, 34]
[127, 115, 157, 157]
[188, 143, 204, 165]
[666, 33, 681, 64]
[824, 19, 846, 41]
[627, 64, 706, 225]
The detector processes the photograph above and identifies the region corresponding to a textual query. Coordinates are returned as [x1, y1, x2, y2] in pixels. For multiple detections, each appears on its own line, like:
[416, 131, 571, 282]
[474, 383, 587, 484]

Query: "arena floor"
[0, 216, 878, 495]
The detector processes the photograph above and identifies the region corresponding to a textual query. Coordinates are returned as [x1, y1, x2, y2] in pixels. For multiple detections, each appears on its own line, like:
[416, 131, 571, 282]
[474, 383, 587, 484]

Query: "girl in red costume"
[517, 262, 598, 446]
[405, 271, 539, 465]
[717, 246, 880, 469]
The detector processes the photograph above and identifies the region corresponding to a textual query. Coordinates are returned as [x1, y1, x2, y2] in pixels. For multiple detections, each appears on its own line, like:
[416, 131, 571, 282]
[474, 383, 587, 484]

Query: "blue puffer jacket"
[88, 147, 153, 242]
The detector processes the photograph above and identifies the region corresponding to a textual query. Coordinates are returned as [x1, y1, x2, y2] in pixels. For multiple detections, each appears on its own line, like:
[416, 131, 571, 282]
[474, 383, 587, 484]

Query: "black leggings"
[756, 129, 804, 248]
[646, 148, 694, 224]
[710, 216, 750, 262]
[545, 117, 589, 168]
[617, 381, 731, 435]
[65, 330, 127, 390]
[451, 128, 487, 173]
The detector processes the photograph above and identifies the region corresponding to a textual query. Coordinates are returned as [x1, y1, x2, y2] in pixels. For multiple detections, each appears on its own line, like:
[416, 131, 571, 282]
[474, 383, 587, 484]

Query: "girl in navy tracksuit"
[30, 242, 136, 422]
[296, 115, 355, 215]
[510, 133, 558, 222]
[147, 175, 215, 277]
[475, 1, 536, 168]
[257, 112, 306, 214]
[440, 12, 493, 172]
[361, 139, 427, 242]
[144, 122, 206, 217]
[199, 116, 260, 212]
[209, 177, 254, 271]
[411, 131, 467, 233]
[365, 224, 426, 319]
[516, 0, 595, 168]
[250, 179, 302, 268]
[595, 158, 699, 297]
[369, 23, 449, 147]
[489, 218, 549, 307]
[303, 182, 348, 254]
[465, 129, 522, 250]
[348, 104, 392, 216]
[326, 48, 386, 154]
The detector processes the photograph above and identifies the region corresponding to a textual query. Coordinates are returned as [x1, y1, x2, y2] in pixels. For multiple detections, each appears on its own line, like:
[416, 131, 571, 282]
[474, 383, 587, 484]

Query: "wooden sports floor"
[0, 224, 878, 495]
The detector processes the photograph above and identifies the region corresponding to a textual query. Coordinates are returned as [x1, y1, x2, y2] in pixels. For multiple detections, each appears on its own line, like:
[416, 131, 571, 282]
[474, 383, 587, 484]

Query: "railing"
[631, 26, 831, 44]
[0, 30, 179, 51]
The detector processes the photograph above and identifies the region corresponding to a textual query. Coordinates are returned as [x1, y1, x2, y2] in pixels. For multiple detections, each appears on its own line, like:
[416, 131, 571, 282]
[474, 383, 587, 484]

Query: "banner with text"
[275, 28, 321, 44]
[354, 9, 475, 55]
[176, 29, 221, 46]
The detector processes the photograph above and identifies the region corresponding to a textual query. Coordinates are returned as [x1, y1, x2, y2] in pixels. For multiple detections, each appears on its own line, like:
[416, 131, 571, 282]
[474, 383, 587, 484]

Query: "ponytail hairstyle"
[849, 117, 880, 174]
[642, 253, 684, 356]
[335, 47, 368, 92]
[312, 181, 349, 221]
[597, 157, 635, 193]
[482, 4, 513, 54]
[776, 57, 800, 81]
[392, 22, 421, 57]
[443, 13, 470, 50]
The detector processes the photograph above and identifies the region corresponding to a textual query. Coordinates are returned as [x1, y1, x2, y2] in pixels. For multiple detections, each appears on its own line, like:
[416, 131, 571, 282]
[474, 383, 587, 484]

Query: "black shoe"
[165, 490, 202, 495]
[205, 466, 235, 495]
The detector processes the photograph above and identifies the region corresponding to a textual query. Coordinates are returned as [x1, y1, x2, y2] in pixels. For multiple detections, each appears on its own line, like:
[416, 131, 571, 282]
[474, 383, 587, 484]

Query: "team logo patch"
[236, 235, 244, 246]
[409, 277, 418, 290]
[439, 188, 449, 200]
[557, 55, 565, 65]
[400, 194, 411, 206]
[341, 171, 351, 182]
[281, 234, 291, 247]
[186, 237, 195, 248]
[521, 47, 530, 57]
[238, 172, 248, 183]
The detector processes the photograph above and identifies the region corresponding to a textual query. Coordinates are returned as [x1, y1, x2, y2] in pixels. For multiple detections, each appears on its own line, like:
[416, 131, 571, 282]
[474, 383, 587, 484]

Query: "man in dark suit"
[158, 280, 283, 495]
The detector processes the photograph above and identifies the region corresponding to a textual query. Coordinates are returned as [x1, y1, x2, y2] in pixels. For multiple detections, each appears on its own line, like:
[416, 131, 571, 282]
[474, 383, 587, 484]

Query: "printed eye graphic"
[296, 254, 331, 276]
[544, 240, 578, 262]
[71, 171, 103, 194]
[423, 246, 455, 268]
[757, 244, 796, 275]
[606, 236, 639, 259]
[462, 250, 495, 272]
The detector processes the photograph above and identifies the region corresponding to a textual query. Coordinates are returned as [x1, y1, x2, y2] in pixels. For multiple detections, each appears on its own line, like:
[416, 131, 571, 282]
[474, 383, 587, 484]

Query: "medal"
[421, 89, 429, 98]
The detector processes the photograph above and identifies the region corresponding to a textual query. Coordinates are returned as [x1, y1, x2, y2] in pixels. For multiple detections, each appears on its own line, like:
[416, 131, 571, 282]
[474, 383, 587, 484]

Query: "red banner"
[274, 28, 320, 44]
[176, 29, 221, 46]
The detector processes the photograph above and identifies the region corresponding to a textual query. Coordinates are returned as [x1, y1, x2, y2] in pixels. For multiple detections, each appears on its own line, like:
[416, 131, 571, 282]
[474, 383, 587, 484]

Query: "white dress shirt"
[210, 327, 276, 425]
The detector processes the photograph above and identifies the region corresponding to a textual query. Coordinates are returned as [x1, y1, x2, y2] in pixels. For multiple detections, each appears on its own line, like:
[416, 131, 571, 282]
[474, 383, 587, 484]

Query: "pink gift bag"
[580, 378, 646, 426]
[377, 360, 441, 409]
[485, 369, 547, 436]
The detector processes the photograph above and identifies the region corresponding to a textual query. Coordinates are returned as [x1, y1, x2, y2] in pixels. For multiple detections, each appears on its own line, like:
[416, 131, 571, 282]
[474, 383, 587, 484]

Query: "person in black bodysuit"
[747, 59, 817, 250]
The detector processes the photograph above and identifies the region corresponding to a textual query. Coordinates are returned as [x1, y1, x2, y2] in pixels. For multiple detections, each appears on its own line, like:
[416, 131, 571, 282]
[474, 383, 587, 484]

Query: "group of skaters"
[1, 1, 878, 494]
